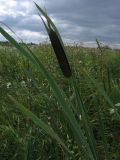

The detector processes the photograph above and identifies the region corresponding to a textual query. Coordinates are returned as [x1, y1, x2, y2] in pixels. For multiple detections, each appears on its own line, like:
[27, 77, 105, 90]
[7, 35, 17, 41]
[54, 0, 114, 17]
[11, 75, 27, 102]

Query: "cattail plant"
[48, 28, 72, 77]
[39, 10, 72, 78]
[0, 2, 119, 160]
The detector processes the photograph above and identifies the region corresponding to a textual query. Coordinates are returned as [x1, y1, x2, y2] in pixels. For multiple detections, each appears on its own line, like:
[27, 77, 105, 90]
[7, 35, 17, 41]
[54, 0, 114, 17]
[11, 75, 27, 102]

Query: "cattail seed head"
[49, 29, 72, 78]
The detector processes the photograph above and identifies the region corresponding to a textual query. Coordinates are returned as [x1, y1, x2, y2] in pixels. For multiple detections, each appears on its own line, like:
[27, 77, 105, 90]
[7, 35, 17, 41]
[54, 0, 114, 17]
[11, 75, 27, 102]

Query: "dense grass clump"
[0, 3, 120, 160]
[0, 44, 120, 160]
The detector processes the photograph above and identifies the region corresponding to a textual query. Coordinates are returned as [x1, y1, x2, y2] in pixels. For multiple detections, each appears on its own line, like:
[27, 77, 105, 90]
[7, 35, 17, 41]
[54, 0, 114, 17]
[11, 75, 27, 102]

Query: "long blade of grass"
[71, 77, 99, 160]
[97, 104, 109, 160]
[34, 2, 66, 54]
[96, 39, 103, 52]
[39, 14, 49, 33]
[8, 95, 69, 152]
[0, 27, 94, 159]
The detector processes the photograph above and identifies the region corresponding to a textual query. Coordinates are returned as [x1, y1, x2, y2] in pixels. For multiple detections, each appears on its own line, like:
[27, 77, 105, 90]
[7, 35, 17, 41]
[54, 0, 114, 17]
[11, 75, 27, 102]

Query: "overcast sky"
[0, 0, 120, 47]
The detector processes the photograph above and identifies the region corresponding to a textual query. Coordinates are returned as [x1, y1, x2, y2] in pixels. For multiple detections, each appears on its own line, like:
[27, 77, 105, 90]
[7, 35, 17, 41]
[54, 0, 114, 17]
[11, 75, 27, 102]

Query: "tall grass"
[0, 2, 120, 160]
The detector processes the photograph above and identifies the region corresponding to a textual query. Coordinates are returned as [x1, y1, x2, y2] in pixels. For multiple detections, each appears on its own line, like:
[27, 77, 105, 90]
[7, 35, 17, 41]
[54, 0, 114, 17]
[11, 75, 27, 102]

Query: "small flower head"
[109, 108, 115, 114]
[6, 82, 11, 89]
[79, 60, 83, 64]
[21, 80, 26, 87]
[115, 103, 120, 107]
[79, 114, 82, 120]
[27, 78, 32, 82]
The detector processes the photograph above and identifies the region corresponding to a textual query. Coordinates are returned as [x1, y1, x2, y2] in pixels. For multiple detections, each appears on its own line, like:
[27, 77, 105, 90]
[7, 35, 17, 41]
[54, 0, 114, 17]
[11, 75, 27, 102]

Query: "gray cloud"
[0, 0, 120, 46]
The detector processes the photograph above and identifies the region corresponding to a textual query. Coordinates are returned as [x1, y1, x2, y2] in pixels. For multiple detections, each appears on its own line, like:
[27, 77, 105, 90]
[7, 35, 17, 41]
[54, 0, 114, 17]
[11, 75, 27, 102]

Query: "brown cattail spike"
[49, 29, 72, 78]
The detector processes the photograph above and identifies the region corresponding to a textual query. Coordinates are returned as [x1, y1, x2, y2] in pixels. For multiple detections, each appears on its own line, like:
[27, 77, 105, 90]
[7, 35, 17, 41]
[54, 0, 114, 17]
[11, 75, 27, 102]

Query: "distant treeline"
[0, 41, 37, 46]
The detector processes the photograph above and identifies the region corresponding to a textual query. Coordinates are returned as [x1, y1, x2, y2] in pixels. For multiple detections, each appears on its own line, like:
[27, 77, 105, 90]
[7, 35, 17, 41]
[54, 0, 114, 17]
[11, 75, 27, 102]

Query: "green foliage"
[0, 3, 120, 160]
[0, 44, 120, 159]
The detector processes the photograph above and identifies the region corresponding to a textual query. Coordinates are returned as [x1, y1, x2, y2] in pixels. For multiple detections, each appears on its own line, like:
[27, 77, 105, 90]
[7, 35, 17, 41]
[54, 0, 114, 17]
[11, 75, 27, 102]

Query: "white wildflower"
[79, 114, 82, 120]
[6, 82, 11, 88]
[79, 60, 83, 64]
[47, 116, 51, 120]
[27, 78, 32, 82]
[67, 134, 69, 139]
[115, 103, 120, 107]
[48, 122, 51, 125]
[42, 83, 46, 86]
[109, 108, 115, 114]
[21, 80, 26, 87]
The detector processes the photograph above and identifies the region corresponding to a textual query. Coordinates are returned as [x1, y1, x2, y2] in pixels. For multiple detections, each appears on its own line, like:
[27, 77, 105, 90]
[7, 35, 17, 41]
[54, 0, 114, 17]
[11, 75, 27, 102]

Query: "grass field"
[0, 44, 120, 160]
[0, 3, 120, 160]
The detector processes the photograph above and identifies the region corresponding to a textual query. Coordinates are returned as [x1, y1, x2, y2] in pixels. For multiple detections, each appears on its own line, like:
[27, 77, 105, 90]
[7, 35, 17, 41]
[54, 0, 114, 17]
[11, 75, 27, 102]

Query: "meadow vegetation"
[0, 44, 120, 160]
[0, 3, 120, 160]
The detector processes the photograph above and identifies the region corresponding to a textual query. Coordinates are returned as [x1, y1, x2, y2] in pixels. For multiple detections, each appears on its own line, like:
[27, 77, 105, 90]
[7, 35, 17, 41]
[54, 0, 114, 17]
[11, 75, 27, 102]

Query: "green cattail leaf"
[34, 2, 66, 54]
[39, 14, 49, 33]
